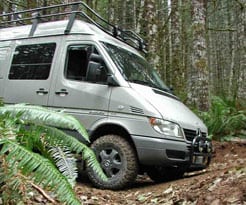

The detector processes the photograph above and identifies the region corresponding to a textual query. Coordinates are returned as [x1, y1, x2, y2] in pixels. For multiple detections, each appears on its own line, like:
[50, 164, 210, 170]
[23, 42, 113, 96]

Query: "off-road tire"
[147, 166, 185, 183]
[87, 135, 138, 190]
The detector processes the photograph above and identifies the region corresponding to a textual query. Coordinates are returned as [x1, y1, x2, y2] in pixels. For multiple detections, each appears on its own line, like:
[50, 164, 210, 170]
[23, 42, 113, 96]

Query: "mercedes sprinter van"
[0, 2, 212, 189]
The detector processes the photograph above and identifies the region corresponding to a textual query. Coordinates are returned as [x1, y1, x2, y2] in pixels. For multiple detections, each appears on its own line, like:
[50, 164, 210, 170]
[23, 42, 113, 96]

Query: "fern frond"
[35, 125, 108, 182]
[49, 146, 78, 187]
[0, 104, 89, 142]
[0, 138, 81, 205]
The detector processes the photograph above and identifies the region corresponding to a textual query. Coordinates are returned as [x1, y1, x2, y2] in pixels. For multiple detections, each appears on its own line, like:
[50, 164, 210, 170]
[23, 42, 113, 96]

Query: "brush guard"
[188, 136, 212, 171]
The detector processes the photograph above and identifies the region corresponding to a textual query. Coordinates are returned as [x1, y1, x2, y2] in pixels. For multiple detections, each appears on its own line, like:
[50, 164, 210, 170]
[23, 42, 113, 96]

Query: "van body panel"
[50, 79, 112, 128]
[0, 25, 31, 41]
[95, 114, 163, 139]
[4, 79, 50, 105]
[56, 107, 109, 138]
[2, 37, 62, 105]
[0, 46, 11, 98]
[130, 83, 207, 132]
[109, 86, 161, 119]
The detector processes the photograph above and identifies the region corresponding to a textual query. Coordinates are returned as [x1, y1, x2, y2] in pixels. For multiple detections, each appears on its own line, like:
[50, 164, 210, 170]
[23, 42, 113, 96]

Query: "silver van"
[0, 2, 212, 189]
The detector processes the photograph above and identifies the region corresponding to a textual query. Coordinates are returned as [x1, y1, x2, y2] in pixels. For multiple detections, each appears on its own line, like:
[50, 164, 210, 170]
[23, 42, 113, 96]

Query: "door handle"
[36, 88, 48, 95]
[55, 89, 68, 96]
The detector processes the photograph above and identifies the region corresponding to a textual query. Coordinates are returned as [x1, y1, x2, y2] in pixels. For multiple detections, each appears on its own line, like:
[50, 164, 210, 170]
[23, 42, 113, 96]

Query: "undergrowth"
[196, 96, 246, 141]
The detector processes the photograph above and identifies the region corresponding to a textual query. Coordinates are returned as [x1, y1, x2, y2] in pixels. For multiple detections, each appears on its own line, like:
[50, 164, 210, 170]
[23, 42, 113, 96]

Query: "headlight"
[149, 118, 184, 139]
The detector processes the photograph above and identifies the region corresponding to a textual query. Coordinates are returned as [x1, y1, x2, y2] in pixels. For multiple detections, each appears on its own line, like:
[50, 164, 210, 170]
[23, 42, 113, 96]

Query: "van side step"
[0, 2, 147, 53]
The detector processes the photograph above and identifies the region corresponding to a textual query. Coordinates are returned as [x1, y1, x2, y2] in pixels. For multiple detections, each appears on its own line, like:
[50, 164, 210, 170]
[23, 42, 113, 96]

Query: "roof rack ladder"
[64, 3, 79, 34]
[29, 12, 40, 37]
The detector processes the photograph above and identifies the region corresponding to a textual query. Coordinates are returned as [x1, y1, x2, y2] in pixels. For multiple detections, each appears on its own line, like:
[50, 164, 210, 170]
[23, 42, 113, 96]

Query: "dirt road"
[75, 141, 246, 205]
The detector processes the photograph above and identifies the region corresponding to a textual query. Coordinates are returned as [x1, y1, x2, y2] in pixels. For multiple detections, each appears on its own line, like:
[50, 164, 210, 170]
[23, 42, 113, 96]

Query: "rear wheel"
[87, 135, 138, 190]
[147, 166, 185, 183]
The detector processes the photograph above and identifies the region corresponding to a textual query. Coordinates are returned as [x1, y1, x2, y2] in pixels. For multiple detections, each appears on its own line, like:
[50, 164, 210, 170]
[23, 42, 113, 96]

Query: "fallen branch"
[29, 181, 57, 204]
[18, 173, 57, 204]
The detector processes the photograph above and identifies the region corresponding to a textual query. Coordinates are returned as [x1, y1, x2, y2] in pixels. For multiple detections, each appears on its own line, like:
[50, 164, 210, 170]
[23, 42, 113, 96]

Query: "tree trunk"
[171, 0, 183, 96]
[141, 0, 158, 65]
[236, 3, 246, 101]
[188, 0, 209, 111]
[108, 0, 115, 23]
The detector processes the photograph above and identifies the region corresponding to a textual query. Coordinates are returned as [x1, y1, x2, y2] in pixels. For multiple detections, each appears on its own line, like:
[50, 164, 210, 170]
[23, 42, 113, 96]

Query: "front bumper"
[188, 136, 212, 171]
[132, 135, 212, 170]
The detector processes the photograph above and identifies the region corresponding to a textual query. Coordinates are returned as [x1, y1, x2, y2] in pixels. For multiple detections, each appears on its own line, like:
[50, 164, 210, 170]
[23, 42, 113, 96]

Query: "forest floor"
[75, 140, 246, 205]
[24, 140, 246, 205]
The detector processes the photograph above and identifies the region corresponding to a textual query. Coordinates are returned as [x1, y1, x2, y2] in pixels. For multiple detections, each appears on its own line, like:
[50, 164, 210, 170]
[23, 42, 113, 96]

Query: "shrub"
[197, 96, 246, 141]
[0, 104, 107, 204]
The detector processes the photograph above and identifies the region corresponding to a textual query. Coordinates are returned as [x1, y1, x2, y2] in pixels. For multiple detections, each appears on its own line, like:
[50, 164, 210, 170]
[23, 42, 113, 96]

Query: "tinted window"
[103, 42, 171, 93]
[65, 45, 93, 80]
[9, 43, 56, 80]
[65, 45, 107, 83]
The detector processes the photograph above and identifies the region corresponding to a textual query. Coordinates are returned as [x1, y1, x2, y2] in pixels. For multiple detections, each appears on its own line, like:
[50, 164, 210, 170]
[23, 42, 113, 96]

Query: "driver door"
[48, 42, 111, 128]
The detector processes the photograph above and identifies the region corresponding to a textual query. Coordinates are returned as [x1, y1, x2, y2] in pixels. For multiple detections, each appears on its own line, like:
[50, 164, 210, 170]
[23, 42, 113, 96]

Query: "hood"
[130, 83, 207, 132]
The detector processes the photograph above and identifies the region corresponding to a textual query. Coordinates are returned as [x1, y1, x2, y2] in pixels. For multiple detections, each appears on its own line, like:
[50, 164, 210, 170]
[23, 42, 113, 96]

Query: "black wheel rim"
[97, 148, 122, 178]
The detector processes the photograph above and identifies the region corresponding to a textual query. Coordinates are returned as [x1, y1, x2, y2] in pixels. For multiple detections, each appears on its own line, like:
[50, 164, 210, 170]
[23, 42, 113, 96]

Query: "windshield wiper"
[129, 79, 172, 94]
[153, 86, 171, 93]
[129, 79, 151, 86]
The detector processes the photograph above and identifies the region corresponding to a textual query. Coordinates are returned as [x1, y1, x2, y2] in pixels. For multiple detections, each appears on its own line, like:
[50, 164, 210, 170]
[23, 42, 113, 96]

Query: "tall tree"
[235, 1, 245, 101]
[188, 0, 209, 111]
[141, 0, 158, 64]
[155, 0, 169, 83]
[170, 0, 183, 96]
[0, 2, 3, 14]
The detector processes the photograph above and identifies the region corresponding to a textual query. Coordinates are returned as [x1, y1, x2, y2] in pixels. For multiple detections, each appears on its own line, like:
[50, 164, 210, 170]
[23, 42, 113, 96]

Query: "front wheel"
[87, 135, 138, 190]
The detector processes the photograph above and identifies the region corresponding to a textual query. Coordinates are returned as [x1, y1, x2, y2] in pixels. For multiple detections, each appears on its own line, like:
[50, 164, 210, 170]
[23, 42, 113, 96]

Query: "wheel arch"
[89, 122, 139, 160]
[90, 122, 133, 144]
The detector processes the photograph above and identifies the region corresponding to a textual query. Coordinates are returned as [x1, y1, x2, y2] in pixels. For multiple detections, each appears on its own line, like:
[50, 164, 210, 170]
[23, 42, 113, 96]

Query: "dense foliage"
[0, 103, 107, 204]
[197, 97, 246, 141]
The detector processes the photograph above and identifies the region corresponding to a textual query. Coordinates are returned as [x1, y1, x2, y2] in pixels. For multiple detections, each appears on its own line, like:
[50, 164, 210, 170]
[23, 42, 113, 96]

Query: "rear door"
[49, 41, 111, 128]
[3, 38, 60, 105]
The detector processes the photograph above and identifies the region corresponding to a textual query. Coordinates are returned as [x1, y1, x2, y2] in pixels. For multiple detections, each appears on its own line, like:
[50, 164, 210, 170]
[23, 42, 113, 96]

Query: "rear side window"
[9, 43, 56, 80]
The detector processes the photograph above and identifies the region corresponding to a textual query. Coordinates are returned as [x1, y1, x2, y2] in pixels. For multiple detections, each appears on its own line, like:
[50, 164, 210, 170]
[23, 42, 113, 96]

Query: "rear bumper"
[132, 135, 212, 170]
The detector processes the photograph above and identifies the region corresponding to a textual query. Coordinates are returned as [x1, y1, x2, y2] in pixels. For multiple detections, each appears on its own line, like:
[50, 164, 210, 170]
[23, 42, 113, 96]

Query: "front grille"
[183, 129, 206, 142]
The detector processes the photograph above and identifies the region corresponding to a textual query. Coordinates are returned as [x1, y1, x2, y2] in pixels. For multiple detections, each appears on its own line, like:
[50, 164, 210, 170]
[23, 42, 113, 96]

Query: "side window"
[9, 43, 56, 80]
[65, 45, 108, 83]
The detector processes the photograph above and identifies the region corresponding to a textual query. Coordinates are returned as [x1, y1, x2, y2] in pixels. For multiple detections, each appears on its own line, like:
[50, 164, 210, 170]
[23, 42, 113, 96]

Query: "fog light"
[206, 141, 212, 153]
[198, 141, 204, 152]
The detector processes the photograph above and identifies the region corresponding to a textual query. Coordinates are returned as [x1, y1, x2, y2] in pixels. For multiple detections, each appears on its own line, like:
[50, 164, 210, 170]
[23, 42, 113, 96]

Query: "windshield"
[102, 42, 171, 93]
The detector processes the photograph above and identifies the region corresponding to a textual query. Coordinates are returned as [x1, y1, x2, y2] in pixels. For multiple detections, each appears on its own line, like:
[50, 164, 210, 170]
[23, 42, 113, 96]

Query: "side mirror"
[86, 54, 104, 82]
[86, 53, 119, 85]
[107, 75, 119, 86]
[86, 61, 102, 82]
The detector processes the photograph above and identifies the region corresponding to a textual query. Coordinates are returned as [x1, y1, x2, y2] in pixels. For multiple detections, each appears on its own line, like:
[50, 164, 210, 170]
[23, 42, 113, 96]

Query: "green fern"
[198, 96, 246, 140]
[34, 125, 107, 182]
[0, 138, 81, 205]
[49, 146, 78, 187]
[0, 104, 89, 142]
[0, 104, 107, 204]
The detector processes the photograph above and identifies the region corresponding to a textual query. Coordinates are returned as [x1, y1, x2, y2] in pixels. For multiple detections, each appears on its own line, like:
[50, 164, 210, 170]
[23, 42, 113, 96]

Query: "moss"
[192, 23, 205, 35]
[195, 58, 207, 71]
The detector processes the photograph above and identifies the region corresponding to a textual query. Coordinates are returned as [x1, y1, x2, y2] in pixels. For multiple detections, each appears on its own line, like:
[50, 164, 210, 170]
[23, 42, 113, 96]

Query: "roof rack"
[0, 1, 147, 52]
